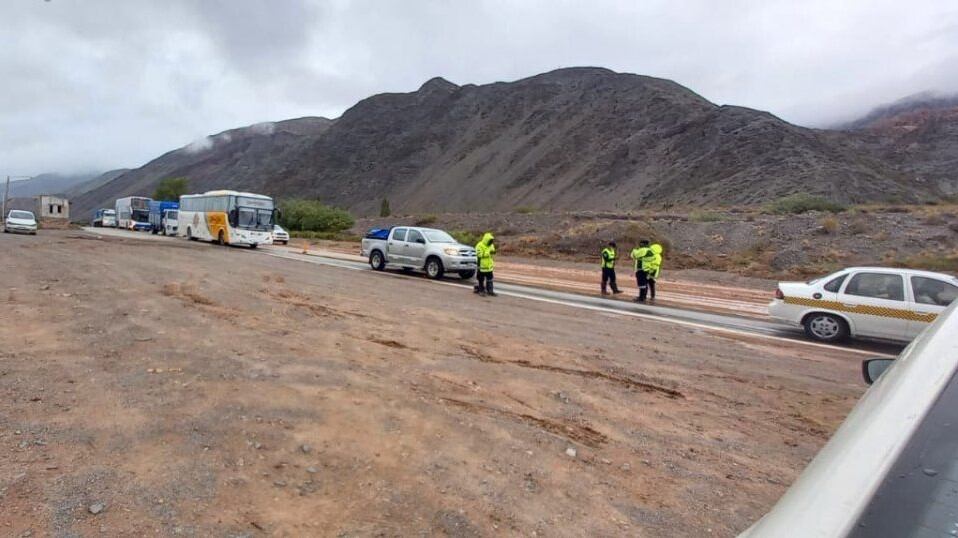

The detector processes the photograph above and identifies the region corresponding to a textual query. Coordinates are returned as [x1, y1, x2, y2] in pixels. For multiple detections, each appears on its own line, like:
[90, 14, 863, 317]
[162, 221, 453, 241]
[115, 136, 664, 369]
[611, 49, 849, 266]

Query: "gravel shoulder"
[0, 231, 866, 536]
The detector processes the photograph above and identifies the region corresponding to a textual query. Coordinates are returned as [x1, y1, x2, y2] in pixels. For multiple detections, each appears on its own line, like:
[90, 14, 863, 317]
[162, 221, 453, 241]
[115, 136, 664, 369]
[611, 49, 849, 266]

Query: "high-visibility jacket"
[601, 247, 616, 269]
[476, 232, 496, 272]
[649, 243, 663, 279]
[630, 247, 654, 272]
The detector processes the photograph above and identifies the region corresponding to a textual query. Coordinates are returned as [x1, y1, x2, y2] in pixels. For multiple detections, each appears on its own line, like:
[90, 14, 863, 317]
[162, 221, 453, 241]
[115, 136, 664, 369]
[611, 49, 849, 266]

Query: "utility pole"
[1, 175, 34, 224]
[2, 176, 9, 221]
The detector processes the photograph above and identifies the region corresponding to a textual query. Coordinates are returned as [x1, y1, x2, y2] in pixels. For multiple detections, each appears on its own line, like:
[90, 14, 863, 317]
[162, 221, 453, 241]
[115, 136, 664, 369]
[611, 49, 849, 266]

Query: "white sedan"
[3, 210, 38, 235]
[768, 266, 958, 343]
[272, 224, 289, 245]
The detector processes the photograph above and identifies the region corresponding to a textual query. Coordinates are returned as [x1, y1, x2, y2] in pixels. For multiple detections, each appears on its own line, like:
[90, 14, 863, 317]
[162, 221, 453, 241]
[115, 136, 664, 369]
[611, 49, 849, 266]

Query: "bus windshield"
[237, 207, 273, 230]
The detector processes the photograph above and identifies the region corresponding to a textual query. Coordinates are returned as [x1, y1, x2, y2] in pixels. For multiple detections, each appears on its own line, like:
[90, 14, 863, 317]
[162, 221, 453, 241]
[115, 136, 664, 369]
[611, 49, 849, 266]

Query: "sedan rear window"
[8, 211, 34, 220]
[823, 273, 848, 293]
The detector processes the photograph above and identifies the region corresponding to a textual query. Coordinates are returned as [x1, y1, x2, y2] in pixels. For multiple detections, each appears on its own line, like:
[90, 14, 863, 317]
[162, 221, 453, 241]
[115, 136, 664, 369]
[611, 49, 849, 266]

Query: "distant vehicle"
[91, 209, 117, 228]
[272, 224, 289, 245]
[148, 200, 179, 235]
[3, 210, 38, 235]
[740, 301, 958, 537]
[361, 226, 477, 280]
[162, 209, 178, 236]
[115, 196, 152, 231]
[177, 190, 274, 248]
[769, 267, 958, 343]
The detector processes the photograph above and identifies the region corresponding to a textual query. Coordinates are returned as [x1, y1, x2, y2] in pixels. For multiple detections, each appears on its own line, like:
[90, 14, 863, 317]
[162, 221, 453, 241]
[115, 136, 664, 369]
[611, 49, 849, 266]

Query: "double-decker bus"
[177, 190, 275, 248]
[115, 196, 153, 231]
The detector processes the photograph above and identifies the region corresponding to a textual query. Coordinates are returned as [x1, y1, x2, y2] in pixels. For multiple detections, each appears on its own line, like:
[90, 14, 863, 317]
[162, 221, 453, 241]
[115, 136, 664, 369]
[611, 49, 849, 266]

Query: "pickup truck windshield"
[423, 230, 456, 243]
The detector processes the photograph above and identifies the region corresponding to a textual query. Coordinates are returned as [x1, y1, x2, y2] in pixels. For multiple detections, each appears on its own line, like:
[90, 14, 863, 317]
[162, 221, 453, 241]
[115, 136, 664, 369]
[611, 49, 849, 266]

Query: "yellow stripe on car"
[783, 296, 937, 323]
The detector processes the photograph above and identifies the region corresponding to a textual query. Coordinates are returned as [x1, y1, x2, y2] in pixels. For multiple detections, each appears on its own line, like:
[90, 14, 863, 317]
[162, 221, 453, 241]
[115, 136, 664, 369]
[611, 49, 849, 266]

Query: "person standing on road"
[475, 232, 497, 297]
[630, 240, 653, 302]
[648, 242, 663, 302]
[600, 241, 622, 295]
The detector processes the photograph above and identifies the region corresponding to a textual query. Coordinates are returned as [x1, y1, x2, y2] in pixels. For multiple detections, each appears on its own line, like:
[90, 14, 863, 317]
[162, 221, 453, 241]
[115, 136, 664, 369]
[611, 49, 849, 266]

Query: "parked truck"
[148, 200, 179, 235]
[360, 226, 477, 280]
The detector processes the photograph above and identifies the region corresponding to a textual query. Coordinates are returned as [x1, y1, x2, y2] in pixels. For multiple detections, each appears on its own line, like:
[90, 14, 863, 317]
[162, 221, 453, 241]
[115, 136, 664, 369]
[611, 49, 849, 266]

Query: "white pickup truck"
[360, 226, 477, 280]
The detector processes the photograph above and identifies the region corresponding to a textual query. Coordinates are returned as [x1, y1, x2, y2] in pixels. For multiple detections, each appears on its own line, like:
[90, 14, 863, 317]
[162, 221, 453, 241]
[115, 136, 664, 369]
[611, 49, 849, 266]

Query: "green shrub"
[904, 252, 958, 272]
[451, 230, 483, 246]
[289, 230, 359, 241]
[380, 198, 391, 217]
[766, 193, 847, 214]
[279, 199, 354, 232]
[153, 177, 189, 201]
[514, 206, 539, 214]
[689, 210, 725, 222]
[415, 214, 437, 226]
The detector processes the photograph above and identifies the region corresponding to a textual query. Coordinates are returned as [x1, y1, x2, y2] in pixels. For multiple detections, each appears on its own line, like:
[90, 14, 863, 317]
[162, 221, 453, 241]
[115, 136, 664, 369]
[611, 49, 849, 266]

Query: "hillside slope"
[74, 68, 937, 218]
[842, 93, 958, 195]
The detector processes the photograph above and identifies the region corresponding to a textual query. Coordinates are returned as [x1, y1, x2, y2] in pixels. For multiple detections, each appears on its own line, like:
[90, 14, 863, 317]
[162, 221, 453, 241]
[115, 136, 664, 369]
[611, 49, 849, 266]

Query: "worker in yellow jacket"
[474, 232, 497, 297]
[600, 241, 622, 295]
[648, 243, 663, 301]
[630, 240, 655, 303]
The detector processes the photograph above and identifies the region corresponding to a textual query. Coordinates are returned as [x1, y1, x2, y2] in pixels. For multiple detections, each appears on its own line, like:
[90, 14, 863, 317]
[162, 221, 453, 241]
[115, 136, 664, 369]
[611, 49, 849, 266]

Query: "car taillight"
[774, 288, 785, 300]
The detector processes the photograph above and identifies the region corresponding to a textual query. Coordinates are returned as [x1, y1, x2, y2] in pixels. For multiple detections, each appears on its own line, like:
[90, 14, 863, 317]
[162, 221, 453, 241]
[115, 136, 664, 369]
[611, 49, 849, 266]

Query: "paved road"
[81, 227, 903, 357]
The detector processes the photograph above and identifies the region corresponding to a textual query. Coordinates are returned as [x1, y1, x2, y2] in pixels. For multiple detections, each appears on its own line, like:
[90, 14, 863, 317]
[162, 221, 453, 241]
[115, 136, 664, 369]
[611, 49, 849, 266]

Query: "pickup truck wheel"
[803, 313, 849, 343]
[425, 257, 444, 280]
[369, 250, 386, 271]
[458, 270, 475, 280]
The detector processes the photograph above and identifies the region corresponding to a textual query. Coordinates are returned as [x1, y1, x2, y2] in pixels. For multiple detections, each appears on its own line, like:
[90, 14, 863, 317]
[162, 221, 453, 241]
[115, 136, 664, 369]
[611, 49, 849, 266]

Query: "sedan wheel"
[804, 313, 848, 343]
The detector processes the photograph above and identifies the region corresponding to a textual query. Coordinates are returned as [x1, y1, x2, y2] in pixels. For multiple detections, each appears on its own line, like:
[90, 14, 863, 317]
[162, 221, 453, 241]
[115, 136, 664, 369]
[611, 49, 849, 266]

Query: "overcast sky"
[2, 0, 956, 176]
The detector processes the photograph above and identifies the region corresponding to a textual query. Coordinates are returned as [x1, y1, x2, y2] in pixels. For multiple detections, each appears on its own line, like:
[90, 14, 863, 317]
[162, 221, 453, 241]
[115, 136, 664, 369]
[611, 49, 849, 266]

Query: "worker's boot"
[486, 281, 497, 297]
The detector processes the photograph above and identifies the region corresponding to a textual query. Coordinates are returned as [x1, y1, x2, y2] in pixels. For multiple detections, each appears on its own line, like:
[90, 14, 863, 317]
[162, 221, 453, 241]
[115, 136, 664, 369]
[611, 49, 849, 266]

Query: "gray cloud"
[1, 0, 956, 176]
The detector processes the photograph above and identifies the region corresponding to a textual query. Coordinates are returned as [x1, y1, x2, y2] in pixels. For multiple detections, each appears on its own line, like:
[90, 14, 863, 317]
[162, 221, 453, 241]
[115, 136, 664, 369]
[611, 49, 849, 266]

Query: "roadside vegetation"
[278, 199, 354, 233]
[153, 177, 189, 201]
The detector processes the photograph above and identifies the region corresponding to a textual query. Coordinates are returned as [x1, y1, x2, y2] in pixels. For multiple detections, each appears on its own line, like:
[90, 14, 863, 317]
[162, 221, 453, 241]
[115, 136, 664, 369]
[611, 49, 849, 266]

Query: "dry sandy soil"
[1, 231, 870, 536]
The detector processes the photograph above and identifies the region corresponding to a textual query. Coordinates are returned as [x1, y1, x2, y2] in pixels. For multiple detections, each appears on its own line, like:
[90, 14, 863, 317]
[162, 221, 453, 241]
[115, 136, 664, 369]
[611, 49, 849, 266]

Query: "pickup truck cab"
[361, 226, 477, 280]
[162, 209, 178, 236]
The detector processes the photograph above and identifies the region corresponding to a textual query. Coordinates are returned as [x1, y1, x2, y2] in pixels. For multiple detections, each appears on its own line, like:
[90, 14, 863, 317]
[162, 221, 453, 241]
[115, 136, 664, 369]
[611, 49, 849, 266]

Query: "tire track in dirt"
[437, 396, 609, 448]
[459, 345, 684, 399]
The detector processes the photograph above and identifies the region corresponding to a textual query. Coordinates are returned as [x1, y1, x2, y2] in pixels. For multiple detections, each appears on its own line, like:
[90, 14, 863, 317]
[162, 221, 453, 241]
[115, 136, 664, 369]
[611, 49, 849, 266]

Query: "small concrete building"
[37, 195, 69, 220]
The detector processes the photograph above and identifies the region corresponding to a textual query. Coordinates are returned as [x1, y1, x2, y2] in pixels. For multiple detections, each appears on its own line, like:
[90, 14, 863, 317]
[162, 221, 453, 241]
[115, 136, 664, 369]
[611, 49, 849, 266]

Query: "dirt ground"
[1, 231, 869, 537]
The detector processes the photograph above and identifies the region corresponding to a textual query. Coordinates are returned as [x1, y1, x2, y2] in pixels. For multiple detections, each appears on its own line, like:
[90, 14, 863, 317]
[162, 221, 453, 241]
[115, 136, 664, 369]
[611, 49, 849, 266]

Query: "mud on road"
[1, 231, 867, 536]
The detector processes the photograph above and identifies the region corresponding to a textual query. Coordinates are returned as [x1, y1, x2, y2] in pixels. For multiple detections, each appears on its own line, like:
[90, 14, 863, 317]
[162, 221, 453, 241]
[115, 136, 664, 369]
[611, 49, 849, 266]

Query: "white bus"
[115, 196, 152, 231]
[177, 190, 275, 248]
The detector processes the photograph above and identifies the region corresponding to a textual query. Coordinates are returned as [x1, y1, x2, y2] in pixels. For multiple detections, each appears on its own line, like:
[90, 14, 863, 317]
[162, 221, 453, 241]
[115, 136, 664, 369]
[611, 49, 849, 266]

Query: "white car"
[741, 301, 958, 537]
[272, 224, 289, 245]
[3, 210, 38, 235]
[769, 267, 958, 343]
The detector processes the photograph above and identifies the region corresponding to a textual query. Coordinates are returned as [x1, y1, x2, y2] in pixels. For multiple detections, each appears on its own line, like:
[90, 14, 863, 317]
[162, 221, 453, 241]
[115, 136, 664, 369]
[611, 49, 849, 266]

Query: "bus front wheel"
[187, 227, 196, 241]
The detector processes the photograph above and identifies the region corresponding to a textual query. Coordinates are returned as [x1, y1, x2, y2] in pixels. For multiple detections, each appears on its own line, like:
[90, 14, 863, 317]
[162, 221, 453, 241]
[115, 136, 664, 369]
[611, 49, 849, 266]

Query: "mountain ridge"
[71, 67, 948, 219]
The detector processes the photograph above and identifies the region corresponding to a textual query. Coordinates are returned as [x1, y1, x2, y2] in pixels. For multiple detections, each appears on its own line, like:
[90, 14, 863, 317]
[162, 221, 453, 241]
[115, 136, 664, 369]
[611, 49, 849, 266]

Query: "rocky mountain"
[72, 67, 945, 219]
[6, 172, 101, 198]
[71, 118, 333, 217]
[841, 93, 958, 195]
